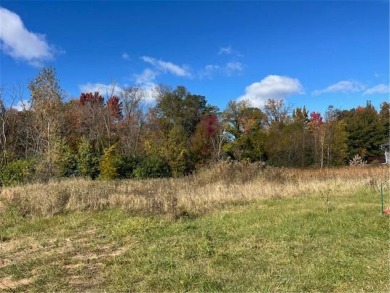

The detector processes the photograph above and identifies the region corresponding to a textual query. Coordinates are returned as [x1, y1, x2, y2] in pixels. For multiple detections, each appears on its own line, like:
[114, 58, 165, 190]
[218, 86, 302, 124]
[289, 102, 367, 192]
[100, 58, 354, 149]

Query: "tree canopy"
[0, 67, 388, 185]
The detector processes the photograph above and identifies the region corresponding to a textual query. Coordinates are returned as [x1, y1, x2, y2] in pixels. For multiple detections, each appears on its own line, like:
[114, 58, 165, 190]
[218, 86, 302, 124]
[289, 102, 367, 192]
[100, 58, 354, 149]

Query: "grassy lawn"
[0, 188, 389, 292]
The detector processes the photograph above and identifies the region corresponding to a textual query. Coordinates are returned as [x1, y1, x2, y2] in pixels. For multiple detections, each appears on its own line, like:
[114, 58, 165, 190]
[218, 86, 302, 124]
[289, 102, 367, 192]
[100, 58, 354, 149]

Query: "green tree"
[154, 85, 211, 137]
[222, 100, 267, 161]
[77, 137, 99, 179]
[379, 102, 389, 142]
[164, 125, 192, 177]
[343, 102, 385, 159]
[323, 106, 348, 166]
[52, 137, 78, 177]
[133, 155, 171, 179]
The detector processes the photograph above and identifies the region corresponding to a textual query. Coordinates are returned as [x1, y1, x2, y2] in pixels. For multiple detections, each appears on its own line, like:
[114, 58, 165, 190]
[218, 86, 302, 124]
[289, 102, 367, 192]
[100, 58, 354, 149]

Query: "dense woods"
[0, 67, 388, 186]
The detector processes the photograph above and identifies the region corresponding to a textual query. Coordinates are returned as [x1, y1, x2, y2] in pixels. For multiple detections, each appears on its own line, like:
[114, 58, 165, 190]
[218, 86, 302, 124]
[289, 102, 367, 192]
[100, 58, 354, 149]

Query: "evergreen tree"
[77, 137, 99, 179]
[343, 102, 384, 159]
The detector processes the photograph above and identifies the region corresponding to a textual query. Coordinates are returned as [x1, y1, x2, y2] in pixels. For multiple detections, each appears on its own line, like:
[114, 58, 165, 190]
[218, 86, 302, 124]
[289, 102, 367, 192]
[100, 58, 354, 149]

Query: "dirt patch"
[0, 276, 35, 290]
[64, 263, 83, 270]
[0, 258, 12, 268]
[71, 244, 127, 262]
[109, 246, 127, 257]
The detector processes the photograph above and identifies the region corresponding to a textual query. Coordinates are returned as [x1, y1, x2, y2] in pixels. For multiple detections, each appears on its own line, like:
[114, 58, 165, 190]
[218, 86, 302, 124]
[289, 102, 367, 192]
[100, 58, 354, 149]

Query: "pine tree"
[77, 137, 99, 179]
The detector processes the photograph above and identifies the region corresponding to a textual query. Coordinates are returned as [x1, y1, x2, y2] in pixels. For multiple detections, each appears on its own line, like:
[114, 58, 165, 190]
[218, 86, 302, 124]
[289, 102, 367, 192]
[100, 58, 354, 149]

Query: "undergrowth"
[0, 162, 389, 219]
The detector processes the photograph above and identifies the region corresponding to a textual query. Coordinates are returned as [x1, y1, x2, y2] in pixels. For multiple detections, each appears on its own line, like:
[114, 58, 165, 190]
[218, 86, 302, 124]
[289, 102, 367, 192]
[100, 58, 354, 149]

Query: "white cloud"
[363, 83, 390, 95]
[141, 86, 158, 104]
[134, 68, 157, 85]
[218, 45, 242, 57]
[132, 69, 160, 103]
[0, 7, 56, 66]
[140, 56, 191, 77]
[199, 62, 243, 79]
[218, 45, 233, 55]
[225, 62, 243, 75]
[122, 52, 130, 60]
[198, 64, 220, 79]
[79, 78, 160, 104]
[312, 80, 365, 96]
[237, 75, 304, 108]
[79, 83, 123, 97]
[12, 99, 31, 111]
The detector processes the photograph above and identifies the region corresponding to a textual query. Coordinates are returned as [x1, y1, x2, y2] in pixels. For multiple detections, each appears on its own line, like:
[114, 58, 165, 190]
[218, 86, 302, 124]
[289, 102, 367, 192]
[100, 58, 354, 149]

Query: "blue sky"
[1, 1, 389, 114]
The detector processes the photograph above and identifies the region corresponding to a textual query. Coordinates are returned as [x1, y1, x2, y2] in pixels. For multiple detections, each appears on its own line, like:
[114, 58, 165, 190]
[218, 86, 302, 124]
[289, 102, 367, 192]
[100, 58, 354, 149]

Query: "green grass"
[0, 188, 389, 292]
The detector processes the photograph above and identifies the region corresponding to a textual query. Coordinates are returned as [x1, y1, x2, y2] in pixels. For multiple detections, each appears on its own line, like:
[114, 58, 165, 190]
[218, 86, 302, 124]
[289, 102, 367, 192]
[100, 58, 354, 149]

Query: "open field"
[0, 164, 389, 291]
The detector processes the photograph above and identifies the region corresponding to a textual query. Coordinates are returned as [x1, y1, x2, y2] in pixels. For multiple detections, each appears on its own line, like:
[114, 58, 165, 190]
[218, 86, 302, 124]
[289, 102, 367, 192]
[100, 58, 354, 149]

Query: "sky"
[0, 0, 389, 115]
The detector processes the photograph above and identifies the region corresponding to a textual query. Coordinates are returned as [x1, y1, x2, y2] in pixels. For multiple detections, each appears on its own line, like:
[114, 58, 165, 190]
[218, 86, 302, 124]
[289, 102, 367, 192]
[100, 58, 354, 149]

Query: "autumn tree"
[191, 113, 224, 163]
[0, 88, 6, 165]
[291, 106, 310, 167]
[222, 100, 267, 161]
[146, 85, 214, 175]
[28, 67, 65, 175]
[262, 99, 293, 166]
[99, 144, 119, 180]
[77, 92, 105, 149]
[118, 86, 145, 157]
[323, 106, 348, 166]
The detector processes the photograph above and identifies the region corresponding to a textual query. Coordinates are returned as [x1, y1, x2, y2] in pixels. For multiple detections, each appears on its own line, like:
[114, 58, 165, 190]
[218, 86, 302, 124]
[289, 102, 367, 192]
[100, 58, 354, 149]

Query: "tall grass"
[1, 162, 389, 218]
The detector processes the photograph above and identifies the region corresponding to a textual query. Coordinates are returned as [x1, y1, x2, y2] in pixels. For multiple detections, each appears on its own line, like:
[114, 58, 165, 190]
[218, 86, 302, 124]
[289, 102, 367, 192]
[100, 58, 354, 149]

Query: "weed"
[0, 164, 388, 218]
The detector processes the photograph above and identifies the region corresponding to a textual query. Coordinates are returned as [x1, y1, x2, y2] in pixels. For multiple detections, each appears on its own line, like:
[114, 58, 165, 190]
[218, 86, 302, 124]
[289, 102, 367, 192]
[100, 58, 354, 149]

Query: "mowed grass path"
[1, 188, 388, 292]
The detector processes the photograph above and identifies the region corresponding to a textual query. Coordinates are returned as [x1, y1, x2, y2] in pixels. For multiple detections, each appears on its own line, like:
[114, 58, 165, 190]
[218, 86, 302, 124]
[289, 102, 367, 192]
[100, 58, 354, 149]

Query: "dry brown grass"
[1, 162, 389, 218]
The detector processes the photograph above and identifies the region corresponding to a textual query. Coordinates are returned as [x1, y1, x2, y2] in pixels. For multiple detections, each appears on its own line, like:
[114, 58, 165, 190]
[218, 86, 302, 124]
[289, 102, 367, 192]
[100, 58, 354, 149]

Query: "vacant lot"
[0, 165, 389, 291]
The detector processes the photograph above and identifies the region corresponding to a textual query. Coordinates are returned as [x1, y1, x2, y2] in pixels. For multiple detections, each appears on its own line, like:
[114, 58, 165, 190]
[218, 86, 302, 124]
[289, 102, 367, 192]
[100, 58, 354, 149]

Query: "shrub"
[349, 154, 367, 166]
[116, 155, 140, 179]
[53, 137, 78, 177]
[77, 137, 99, 179]
[0, 159, 35, 187]
[133, 155, 172, 179]
[99, 144, 119, 180]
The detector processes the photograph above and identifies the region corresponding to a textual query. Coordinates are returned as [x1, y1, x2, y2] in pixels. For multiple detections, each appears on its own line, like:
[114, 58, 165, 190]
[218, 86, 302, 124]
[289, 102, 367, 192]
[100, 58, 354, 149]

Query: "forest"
[0, 67, 389, 186]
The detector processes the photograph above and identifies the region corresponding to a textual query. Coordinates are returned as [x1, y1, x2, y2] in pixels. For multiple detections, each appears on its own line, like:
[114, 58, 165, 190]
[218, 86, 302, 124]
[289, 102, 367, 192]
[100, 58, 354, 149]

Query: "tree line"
[0, 67, 388, 185]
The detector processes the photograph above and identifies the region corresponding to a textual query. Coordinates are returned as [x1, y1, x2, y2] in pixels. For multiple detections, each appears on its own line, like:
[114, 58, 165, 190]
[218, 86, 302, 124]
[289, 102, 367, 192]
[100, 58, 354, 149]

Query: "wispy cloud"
[140, 56, 191, 77]
[122, 52, 130, 60]
[199, 62, 243, 79]
[363, 83, 390, 95]
[218, 45, 233, 55]
[198, 64, 221, 79]
[134, 68, 157, 86]
[12, 99, 31, 111]
[218, 45, 242, 57]
[225, 62, 243, 76]
[237, 75, 304, 108]
[134, 56, 191, 103]
[312, 80, 365, 96]
[0, 7, 58, 66]
[79, 83, 123, 97]
[132, 69, 159, 103]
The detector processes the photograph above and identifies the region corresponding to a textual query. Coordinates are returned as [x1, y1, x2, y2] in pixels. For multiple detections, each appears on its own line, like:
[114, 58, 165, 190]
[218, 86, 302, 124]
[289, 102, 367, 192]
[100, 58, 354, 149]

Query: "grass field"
[0, 164, 389, 291]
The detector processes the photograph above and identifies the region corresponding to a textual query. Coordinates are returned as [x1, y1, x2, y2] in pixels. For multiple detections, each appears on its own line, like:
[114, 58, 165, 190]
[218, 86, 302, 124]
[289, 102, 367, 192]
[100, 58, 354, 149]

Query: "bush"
[116, 156, 140, 179]
[99, 144, 119, 180]
[0, 159, 35, 187]
[77, 137, 99, 179]
[133, 156, 172, 179]
[52, 137, 78, 178]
